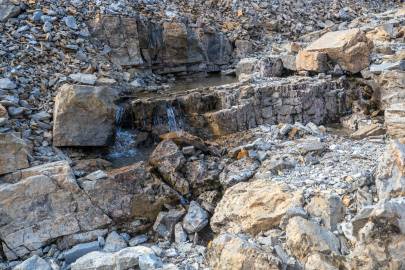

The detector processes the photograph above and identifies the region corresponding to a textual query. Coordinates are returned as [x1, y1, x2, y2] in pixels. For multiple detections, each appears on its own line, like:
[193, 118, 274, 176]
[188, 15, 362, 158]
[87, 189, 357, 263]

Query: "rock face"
[208, 233, 280, 270]
[0, 161, 111, 260]
[385, 103, 405, 140]
[89, 15, 232, 73]
[53, 84, 116, 147]
[211, 180, 302, 235]
[285, 217, 341, 260]
[378, 71, 405, 110]
[306, 192, 345, 230]
[0, 132, 29, 175]
[376, 141, 405, 200]
[130, 77, 347, 138]
[305, 28, 373, 73]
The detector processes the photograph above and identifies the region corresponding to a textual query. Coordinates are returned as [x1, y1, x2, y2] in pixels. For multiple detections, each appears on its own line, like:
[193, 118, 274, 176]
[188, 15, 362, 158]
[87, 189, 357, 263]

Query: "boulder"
[350, 123, 386, 139]
[0, 104, 8, 118]
[305, 28, 373, 73]
[0, 78, 16, 89]
[153, 209, 185, 239]
[235, 58, 259, 79]
[0, 161, 111, 260]
[71, 246, 156, 270]
[69, 73, 97, 85]
[296, 50, 328, 72]
[0, 0, 21, 22]
[0, 132, 29, 175]
[306, 192, 346, 230]
[208, 233, 280, 270]
[219, 157, 260, 188]
[63, 241, 101, 265]
[211, 180, 302, 235]
[286, 217, 341, 260]
[80, 162, 177, 224]
[53, 84, 116, 147]
[376, 141, 405, 200]
[13, 255, 52, 270]
[103, 231, 128, 252]
[256, 56, 284, 77]
[182, 201, 209, 234]
[149, 140, 189, 195]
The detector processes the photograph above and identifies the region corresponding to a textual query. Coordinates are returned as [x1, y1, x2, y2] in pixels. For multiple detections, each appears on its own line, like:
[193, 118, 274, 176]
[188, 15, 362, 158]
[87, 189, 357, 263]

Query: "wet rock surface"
[0, 1, 404, 270]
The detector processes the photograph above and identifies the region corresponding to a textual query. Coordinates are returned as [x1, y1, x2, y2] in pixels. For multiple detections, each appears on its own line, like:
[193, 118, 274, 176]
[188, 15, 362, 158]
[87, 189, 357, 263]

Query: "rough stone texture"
[219, 157, 260, 188]
[0, 0, 21, 22]
[306, 192, 346, 230]
[53, 84, 116, 147]
[0, 132, 29, 175]
[13, 255, 52, 270]
[296, 50, 328, 72]
[149, 140, 189, 195]
[208, 233, 280, 270]
[378, 71, 405, 110]
[131, 77, 346, 138]
[286, 217, 340, 260]
[211, 179, 302, 235]
[80, 162, 177, 224]
[89, 15, 143, 66]
[0, 161, 111, 260]
[70, 246, 155, 270]
[376, 141, 405, 200]
[89, 15, 232, 73]
[385, 103, 405, 140]
[182, 201, 209, 234]
[235, 58, 259, 79]
[153, 209, 185, 239]
[256, 56, 284, 77]
[103, 231, 128, 252]
[305, 28, 373, 73]
[63, 241, 101, 265]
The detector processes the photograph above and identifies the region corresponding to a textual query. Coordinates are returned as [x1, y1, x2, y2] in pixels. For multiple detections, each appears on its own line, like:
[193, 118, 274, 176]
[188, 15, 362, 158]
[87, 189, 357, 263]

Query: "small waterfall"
[115, 106, 125, 126]
[166, 105, 179, 131]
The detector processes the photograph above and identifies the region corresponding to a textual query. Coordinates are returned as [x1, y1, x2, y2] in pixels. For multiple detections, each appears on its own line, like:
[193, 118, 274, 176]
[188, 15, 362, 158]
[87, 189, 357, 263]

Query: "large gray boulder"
[12, 255, 52, 270]
[53, 84, 116, 147]
[0, 161, 111, 260]
[0, 0, 21, 22]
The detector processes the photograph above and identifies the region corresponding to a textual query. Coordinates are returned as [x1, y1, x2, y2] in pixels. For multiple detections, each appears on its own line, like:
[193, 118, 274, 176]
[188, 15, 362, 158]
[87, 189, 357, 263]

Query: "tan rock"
[0, 132, 29, 175]
[350, 123, 386, 139]
[211, 179, 302, 235]
[375, 141, 405, 200]
[0, 104, 8, 118]
[305, 28, 373, 73]
[286, 217, 340, 261]
[208, 233, 280, 270]
[53, 84, 116, 147]
[296, 50, 328, 72]
[378, 71, 405, 110]
[385, 103, 405, 140]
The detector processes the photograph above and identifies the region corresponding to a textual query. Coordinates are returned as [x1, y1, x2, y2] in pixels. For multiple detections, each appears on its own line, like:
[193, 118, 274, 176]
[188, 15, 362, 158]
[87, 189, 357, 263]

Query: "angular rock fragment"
[13, 255, 52, 270]
[149, 140, 189, 195]
[219, 157, 260, 188]
[235, 58, 259, 79]
[376, 141, 405, 200]
[296, 50, 328, 72]
[0, 132, 29, 175]
[153, 209, 185, 239]
[53, 84, 116, 147]
[305, 28, 373, 73]
[0, 0, 21, 22]
[208, 233, 280, 270]
[211, 180, 302, 235]
[286, 217, 341, 260]
[385, 103, 405, 139]
[182, 201, 209, 234]
[0, 161, 111, 260]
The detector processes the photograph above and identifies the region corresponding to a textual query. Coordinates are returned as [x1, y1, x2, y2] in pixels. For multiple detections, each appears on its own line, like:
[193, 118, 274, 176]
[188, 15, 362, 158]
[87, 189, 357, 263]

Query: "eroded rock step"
[129, 76, 347, 138]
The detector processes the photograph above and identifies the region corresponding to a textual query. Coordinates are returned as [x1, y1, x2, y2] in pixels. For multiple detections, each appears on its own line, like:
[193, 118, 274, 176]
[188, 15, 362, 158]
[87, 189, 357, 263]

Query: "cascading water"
[107, 105, 140, 167]
[166, 105, 179, 131]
